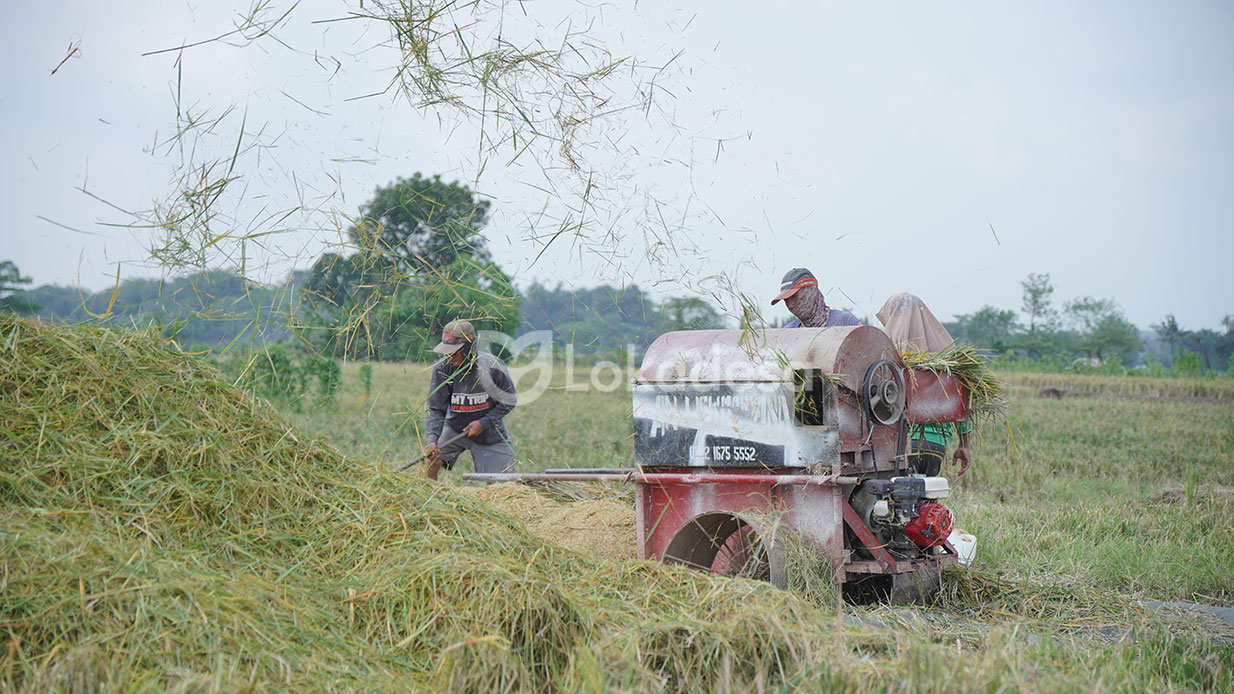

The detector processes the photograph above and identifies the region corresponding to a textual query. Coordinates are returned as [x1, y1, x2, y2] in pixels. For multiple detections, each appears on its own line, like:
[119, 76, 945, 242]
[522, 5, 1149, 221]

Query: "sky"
[3, 0, 1232, 331]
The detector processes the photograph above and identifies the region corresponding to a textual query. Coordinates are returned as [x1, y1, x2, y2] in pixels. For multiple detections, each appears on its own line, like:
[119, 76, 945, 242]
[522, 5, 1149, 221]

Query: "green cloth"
[911, 419, 972, 446]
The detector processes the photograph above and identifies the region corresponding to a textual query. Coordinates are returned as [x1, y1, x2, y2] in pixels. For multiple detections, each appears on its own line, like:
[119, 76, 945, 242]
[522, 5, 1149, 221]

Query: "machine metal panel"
[636, 326, 901, 389]
[636, 479, 845, 565]
[631, 382, 839, 468]
[632, 326, 905, 469]
[904, 369, 969, 424]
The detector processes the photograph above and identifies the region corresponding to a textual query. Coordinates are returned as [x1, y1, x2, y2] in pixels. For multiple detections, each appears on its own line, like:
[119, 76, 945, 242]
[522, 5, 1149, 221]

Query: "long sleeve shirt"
[786, 309, 862, 329]
[425, 352, 517, 445]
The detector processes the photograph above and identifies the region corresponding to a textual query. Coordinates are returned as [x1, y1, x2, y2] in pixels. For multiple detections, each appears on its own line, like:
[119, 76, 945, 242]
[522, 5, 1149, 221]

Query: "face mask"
[790, 286, 830, 328]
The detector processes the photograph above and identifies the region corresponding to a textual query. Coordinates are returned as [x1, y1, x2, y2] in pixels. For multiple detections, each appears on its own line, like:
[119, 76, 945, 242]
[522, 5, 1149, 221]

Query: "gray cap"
[770, 267, 818, 305]
[432, 319, 477, 355]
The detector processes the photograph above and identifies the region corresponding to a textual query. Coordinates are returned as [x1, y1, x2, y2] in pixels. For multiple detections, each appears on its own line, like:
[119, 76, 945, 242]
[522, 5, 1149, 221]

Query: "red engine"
[904, 502, 953, 547]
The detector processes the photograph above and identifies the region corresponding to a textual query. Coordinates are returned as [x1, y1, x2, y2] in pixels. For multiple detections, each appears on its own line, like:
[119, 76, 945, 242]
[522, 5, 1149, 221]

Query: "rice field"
[3, 315, 1232, 692]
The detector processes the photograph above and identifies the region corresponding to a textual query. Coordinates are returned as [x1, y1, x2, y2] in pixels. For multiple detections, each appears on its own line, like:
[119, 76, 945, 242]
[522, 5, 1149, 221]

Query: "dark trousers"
[908, 439, 946, 476]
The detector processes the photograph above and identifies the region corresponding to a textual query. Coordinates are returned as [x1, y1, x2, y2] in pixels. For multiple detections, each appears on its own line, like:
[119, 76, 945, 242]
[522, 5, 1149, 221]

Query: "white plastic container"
[947, 528, 977, 567]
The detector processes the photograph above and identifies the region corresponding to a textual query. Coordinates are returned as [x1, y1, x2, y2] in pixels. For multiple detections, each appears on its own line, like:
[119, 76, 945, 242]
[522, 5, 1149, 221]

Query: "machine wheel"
[661, 512, 788, 587]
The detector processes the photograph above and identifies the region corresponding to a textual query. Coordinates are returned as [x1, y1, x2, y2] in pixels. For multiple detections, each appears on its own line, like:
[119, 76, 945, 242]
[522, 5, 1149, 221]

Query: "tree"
[305, 253, 364, 309]
[1065, 296, 1115, 333]
[0, 261, 38, 315]
[1091, 313, 1141, 366]
[518, 282, 663, 353]
[962, 306, 1018, 350]
[1151, 314, 1232, 374]
[303, 252, 398, 320]
[1065, 296, 1139, 363]
[299, 175, 519, 360]
[1185, 328, 1218, 372]
[351, 174, 492, 274]
[1020, 272, 1058, 335]
[1173, 349, 1204, 377]
[659, 297, 726, 332]
[1153, 315, 1185, 365]
[941, 317, 969, 344]
[302, 252, 398, 357]
[21, 285, 84, 321]
[379, 257, 521, 360]
[515, 282, 733, 358]
[1220, 316, 1234, 374]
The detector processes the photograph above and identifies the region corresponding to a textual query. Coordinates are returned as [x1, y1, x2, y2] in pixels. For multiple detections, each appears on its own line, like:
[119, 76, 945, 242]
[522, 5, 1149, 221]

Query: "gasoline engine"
[849, 475, 954, 559]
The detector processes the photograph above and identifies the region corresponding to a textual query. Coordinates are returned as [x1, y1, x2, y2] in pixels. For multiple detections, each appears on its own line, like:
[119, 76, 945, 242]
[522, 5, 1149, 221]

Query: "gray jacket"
[425, 352, 516, 445]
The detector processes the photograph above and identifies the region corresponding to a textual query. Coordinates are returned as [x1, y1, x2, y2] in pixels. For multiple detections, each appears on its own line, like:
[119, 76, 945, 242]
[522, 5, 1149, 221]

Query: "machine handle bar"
[461, 471, 860, 486]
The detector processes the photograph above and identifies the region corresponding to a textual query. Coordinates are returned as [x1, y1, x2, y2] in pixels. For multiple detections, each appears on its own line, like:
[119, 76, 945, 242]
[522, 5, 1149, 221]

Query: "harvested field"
[999, 371, 1234, 402]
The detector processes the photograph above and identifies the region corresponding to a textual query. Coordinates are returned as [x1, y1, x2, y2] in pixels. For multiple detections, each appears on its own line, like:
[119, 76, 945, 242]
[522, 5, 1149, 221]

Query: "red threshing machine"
[465, 326, 971, 603]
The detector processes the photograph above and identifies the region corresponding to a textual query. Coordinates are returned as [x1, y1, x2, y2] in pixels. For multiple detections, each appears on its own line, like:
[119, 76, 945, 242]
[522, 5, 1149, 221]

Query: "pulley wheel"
[863, 359, 906, 426]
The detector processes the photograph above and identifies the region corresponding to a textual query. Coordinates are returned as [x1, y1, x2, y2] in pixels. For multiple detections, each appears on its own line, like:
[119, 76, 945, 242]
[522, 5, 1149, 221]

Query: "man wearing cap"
[420, 319, 518, 480]
[771, 268, 862, 328]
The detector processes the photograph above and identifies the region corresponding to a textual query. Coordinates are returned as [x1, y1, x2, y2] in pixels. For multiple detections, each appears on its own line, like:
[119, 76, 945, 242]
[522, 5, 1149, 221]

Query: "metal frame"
[463, 470, 859, 487]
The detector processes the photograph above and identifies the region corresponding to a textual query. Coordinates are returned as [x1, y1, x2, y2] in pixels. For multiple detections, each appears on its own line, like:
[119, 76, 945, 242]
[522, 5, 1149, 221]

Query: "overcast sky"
[3, 1, 1232, 330]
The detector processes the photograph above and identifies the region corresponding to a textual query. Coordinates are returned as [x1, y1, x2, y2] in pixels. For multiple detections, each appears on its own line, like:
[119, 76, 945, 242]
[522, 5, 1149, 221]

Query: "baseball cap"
[432, 319, 477, 355]
[770, 268, 818, 305]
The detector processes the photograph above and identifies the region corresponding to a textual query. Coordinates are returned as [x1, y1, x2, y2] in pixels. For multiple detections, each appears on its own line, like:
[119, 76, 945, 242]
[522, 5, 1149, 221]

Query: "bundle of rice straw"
[899, 345, 1008, 421]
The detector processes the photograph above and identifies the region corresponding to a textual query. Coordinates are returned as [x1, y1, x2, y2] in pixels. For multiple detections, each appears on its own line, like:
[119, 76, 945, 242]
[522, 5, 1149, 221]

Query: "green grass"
[947, 392, 1234, 604]
[968, 395, 1232, 491]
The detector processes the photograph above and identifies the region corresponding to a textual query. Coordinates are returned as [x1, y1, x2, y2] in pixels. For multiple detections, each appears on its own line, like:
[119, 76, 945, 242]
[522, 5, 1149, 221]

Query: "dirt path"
[1142, 601, 1234, 631]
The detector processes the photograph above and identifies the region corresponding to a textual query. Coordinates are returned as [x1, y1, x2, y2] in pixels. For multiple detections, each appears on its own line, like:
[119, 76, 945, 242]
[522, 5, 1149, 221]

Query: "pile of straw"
[900, 345, 1009, 421]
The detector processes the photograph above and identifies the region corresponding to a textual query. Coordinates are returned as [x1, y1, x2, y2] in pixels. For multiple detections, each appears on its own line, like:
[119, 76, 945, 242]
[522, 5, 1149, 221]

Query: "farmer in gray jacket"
[421, 319, 518, 480]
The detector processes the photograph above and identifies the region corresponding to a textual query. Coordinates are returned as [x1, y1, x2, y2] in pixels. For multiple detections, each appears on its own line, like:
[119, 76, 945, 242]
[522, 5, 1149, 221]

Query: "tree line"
[939, 273, 1233, 375]
[3, 263, 297, 348]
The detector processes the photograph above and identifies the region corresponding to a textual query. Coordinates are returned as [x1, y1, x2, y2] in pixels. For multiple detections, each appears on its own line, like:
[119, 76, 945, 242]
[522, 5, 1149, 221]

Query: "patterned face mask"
[790, 286, 831, 327]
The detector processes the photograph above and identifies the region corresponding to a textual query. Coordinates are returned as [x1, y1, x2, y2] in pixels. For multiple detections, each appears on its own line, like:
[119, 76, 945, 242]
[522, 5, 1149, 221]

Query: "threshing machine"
[466, 326, 971, 602]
